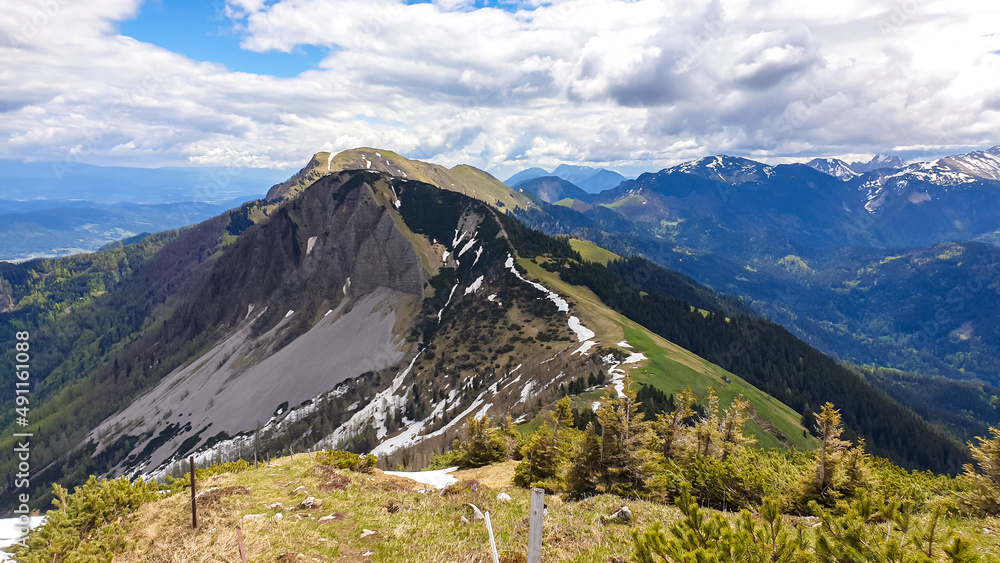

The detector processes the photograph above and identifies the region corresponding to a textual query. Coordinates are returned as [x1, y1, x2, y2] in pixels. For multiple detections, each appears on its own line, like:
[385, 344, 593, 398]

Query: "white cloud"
[1, 0, 999, 177]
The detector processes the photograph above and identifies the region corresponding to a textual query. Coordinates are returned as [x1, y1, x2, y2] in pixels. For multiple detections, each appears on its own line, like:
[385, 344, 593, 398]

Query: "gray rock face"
[0, 283, 13, 313]
[250, 171, 427, 310]
[89, 172, 429, 476]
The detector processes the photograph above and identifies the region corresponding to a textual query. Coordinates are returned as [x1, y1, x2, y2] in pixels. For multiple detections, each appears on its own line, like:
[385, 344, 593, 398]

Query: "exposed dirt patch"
[196, 485, 250, 506]
[314, 465, 351, 492]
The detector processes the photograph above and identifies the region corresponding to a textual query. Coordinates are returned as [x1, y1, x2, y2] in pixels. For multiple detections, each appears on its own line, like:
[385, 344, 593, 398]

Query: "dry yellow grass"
[452, 460, 518, 489]
[112, 453, 682, 562]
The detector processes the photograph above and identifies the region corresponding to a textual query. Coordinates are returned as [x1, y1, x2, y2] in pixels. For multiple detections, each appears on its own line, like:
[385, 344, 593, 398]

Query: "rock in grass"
[296, 496, 323, 510]
[242, 514, 266, 521]
[267, 502, 285, 510]
[467, 503, 485, 521]
[605, 506, 632, 524]
[496, 492, 512, 502]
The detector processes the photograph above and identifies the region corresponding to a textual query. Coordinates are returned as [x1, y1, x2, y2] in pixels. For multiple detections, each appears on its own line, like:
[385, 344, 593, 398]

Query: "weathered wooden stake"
[236, 526, 248, 562]
[190, 456, 197, 528]
[484, 511, 500, 563]
[527, 487, 544, 563]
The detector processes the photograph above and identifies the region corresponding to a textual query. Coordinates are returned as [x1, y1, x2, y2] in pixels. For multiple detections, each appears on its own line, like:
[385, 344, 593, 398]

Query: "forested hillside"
[506, 236, 968, 473]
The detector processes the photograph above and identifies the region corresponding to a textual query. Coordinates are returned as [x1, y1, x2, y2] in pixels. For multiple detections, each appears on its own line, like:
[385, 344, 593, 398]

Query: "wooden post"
[236, 526, 248, 562]
[190, 456, 197, 528]
[527, 488, 544, 563]
[484, 511, 500, 563]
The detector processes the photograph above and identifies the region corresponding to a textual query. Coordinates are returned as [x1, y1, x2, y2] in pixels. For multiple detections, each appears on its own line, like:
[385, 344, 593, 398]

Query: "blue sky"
[117, 0, 533, 77]
[1, 0, 999, 178]
[119, 0, 327, 77]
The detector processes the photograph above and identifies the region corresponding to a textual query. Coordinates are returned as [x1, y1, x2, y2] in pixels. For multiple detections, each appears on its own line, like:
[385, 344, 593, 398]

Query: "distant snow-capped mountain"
[921, 146, 1000, 182]
[805, 158, 859, 180]
[806, 153, 904, 179]
[850, 153, 906, 173]
[852, 146, 1000, 211]
[666, 155, 775, 184]
[806, 146, 1000, 192]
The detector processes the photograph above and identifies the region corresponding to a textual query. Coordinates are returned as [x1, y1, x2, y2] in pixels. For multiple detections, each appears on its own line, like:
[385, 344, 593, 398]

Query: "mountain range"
[507, 146, 1000, 436]
[1, 146, 977, 515]
[505, 164, 628, 194]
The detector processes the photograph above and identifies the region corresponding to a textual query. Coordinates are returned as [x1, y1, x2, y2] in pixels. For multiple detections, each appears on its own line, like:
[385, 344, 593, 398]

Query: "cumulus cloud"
[0, 0, 998, 177]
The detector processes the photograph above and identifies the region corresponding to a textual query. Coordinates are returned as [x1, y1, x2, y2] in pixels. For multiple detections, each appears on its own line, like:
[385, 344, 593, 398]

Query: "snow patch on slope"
[465, 275, 484, 295]
[568, 316, 595, 341]
[504, 254, 569, 312]
[383, 467, 458, 489]
[325, 351, 421, 449]
[623, 351, 647, 364]
[0, 516, 46, 558]
[437, 283, 459, 321]
[458, 233, 479, 257]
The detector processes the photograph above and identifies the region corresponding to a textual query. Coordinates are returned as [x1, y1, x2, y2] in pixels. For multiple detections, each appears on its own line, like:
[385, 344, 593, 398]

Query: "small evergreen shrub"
[315, 449, 377, 473]
[12, 476, 161, 563]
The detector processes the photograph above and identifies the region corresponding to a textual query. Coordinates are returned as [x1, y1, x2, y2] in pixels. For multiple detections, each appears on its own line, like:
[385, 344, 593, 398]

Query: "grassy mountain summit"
[266, 148, 535, 211]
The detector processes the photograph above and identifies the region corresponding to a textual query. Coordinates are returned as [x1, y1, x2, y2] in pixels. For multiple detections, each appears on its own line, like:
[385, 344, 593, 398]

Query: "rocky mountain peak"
[668, 155, 775, 184]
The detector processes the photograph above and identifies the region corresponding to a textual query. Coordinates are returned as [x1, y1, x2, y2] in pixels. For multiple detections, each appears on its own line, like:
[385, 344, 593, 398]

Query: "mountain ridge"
[0, 146, 983, 517]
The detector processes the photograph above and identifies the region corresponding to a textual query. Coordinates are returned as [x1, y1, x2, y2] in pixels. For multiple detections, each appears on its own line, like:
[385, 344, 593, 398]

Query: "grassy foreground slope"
[13, 450, 1000, 562]
[12, 455, 683, 562]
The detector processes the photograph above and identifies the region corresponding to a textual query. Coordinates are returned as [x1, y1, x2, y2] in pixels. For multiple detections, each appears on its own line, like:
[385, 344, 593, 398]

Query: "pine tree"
[514, 424, 560, 491]
[693, 388, 722, 458]
[499, 414, 522, 459]
[594, 376, 654, 497]
[455, 415, 507, 468]
[719, 394, 755, 459]
[963, 426, 1000, 514]
[566, 422, 603, 498]
[550, 396, 576, 447]
[653, 386, 696, 459]
[814, 402, 850, 494]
